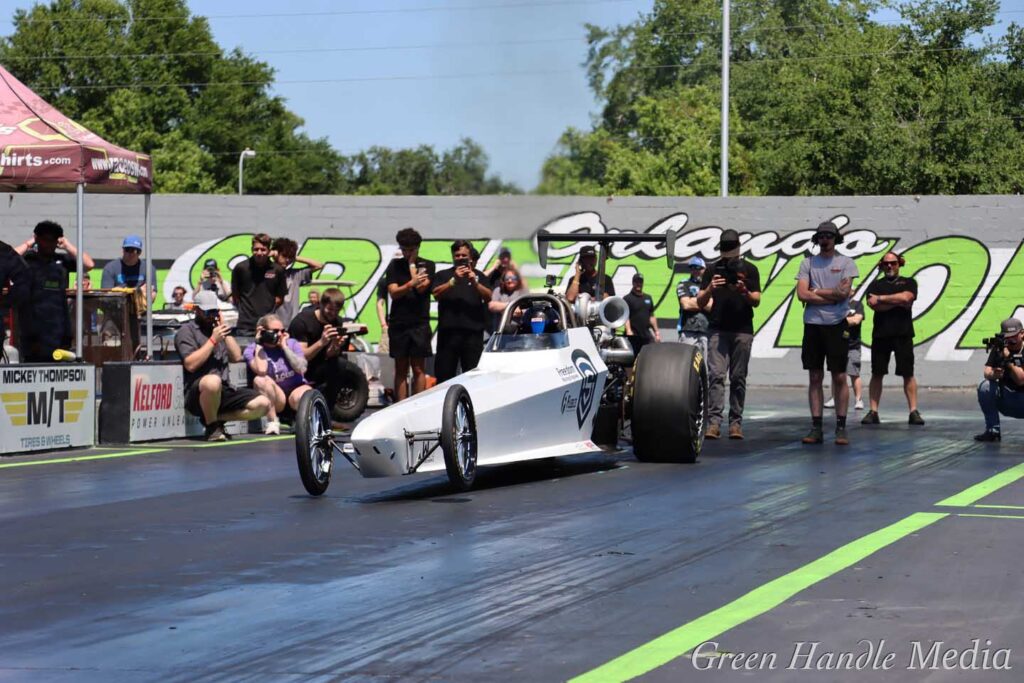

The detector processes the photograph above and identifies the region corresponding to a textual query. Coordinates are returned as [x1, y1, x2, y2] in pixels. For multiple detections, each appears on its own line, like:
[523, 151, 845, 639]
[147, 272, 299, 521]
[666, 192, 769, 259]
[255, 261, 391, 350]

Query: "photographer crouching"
[174, 291, 271, 442]
[975, 318, 1024, 442]
[245, 314, 312, 435]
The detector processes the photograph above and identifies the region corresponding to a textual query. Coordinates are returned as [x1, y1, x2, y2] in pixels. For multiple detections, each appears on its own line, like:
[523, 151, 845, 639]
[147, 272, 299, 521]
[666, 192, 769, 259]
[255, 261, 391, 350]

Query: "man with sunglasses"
[796, 221, 859, 445]
[863, 252, 923, 426]
[174, 290, 270, 441]
[101, 235, 155, 303]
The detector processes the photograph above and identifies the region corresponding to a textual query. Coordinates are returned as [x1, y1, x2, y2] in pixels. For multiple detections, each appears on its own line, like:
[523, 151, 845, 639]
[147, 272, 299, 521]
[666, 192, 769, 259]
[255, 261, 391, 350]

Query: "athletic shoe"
[264, 420, 281, 435]
[802, 426, 824, 444]
[861, 410, 880, 425]
[705, 424, 721, 440]
[205, 422, 228, 442]
[835, 427, 850, 446]
[824, 397, 835, 408]
[908, 410, 925, 426]
[974, 430, 1001, 442]
[855, 399, 864, 410]
[729, 424, 744, 440]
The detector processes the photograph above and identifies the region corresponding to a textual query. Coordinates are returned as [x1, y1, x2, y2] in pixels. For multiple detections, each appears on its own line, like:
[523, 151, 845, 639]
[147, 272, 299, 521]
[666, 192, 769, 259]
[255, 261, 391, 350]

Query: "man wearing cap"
[485, 246, 517, 289]
[194, 258, 231, 302]
[677, 256, 710, 354]
[15, 220, 94, 362]
[863, 252, 923, 426]
[624, 273, 660, 355]
[101, 235, 156, 302]
[566, 245, 615, 303]
[796, 221, 860, 445]
[174, 290, 270, 441]
[696, 229, 761, 440]
[975, 318, 1024, 442]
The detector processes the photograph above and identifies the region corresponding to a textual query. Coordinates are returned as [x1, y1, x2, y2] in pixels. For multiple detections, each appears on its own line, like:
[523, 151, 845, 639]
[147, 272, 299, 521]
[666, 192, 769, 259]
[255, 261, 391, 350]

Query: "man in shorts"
[175, 290, 270, 441]
[796, 221, 859, 445]
[385, 228, 434, 400]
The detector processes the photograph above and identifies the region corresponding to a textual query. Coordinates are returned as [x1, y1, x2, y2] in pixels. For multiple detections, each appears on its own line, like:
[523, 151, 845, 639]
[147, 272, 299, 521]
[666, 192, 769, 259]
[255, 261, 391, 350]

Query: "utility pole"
[238, 148, 256, 195]
[720, 0, 730, 197]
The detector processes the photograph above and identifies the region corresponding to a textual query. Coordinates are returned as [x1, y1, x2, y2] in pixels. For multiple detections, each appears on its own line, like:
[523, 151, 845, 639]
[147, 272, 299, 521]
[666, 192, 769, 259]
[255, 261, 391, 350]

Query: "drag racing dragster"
[294, 230, 708, 495]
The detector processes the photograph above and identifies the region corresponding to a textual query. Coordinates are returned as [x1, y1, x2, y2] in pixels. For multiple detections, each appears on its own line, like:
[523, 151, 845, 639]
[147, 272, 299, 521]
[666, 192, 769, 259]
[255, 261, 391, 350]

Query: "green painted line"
[958, 513, 1024, 520]
[973, 504, 1024, 511]
[570, 512, 947, 683]
[935, 462, 1024, 507]
[190, 435, 292, 449]
[0, 448, 169, 469]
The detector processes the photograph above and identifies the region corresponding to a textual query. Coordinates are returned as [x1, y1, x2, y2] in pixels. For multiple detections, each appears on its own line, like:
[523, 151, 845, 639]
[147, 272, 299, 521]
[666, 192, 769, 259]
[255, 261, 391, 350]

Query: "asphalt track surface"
[1, 387, 1023, 682]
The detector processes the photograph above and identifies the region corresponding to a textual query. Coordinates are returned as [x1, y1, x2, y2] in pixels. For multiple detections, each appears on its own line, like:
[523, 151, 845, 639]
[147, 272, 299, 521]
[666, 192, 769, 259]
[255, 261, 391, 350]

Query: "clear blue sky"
[0, 0, 1021, 190]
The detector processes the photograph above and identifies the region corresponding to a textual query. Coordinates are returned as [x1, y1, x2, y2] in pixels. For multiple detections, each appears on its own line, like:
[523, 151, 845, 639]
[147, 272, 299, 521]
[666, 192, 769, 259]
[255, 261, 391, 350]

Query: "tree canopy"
[539, 0, 1024, 195]
[0, 0, 518, 195]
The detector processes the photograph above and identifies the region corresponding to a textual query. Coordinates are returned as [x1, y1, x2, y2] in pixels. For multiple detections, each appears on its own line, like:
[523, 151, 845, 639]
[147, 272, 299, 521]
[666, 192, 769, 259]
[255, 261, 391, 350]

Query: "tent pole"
[75, 183, 84, 359]
[144, 193, 152, 359]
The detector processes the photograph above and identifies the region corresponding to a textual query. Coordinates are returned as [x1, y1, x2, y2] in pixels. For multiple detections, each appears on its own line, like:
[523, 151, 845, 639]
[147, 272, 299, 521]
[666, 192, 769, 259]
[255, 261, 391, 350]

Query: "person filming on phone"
[431, 239, 491, 382]
[566, 244, 614, 303]
[193, 258, 231, 302]
[386, 227, 435, 400]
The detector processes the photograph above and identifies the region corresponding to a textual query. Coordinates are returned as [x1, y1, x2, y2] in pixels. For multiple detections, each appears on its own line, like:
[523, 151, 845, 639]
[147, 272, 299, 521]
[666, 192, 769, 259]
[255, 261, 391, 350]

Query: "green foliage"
[0, 0, 516, 195]
[541, 0, 1024, 195]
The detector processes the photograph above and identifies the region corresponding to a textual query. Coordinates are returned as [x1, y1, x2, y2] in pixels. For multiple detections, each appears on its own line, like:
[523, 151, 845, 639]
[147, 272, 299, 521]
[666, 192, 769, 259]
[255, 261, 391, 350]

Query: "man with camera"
[232, 233, 287, 339]
[193, 258, 231, 302]
[862, 251, 923, 426]
[796, 221, 859, 446]
[566, 245, 615, 303]
[696, 229, 761, 440]
[174, 290, 270, 442]
[288, 287, 358, 416]
[975, 318, 1024, 442]
[245, 313, 311, 435]
[432, 239, 492, 383]
[386, 227, 434, 400]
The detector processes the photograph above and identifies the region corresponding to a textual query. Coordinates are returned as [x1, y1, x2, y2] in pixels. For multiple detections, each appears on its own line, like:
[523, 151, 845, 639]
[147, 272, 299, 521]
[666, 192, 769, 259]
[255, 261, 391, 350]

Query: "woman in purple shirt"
[244, 313, 312, 434]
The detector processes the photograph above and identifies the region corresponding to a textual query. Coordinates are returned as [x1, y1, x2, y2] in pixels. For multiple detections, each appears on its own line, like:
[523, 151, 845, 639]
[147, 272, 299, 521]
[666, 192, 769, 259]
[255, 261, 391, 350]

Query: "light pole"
[720, 0, 730, 197]
[238, 148, 256, 195]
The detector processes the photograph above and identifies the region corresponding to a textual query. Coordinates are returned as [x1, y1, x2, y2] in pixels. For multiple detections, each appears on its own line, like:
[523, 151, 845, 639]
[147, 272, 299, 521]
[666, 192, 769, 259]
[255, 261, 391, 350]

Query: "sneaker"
[802, 425, 824, 444]
[855, 398, 864, 410]
[908, 410, 925, 426]
[974, 430, 1001, 442]
[861, 410, 880, 425]
[205, 422, 228, 442]
[824, 397, 835, 409]
[264, 419, 281, 435]
[705, 424, 721, 440]
[729, 424, 744, 440]
[835, 426, 850, 446]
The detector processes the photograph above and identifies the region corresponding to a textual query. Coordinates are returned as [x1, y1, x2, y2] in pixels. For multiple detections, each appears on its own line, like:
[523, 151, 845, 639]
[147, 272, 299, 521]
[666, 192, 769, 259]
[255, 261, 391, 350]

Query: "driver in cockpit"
[517, 301, 561, 334]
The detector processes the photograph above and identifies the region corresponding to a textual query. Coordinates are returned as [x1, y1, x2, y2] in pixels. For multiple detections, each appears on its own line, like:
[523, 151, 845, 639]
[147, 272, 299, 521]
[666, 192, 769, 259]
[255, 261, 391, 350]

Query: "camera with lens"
[983, 336, 1006, 354]
[713, 257, 743, 285]
[454, 256, 471, 268]
[259, 329, 281, 345]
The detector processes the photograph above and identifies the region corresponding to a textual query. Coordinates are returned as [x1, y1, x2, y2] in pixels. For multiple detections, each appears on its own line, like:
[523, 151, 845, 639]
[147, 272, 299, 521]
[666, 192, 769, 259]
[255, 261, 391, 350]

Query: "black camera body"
[454, 256, 471, 268]
[983, 335, 1007, 355]
[714, 257, 743, 285]
[259, 329, 281, 345]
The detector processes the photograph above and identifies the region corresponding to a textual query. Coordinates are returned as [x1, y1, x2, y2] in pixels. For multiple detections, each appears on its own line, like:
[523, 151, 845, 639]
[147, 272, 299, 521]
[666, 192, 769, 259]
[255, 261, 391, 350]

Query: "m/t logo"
[0, 389, 87, 427]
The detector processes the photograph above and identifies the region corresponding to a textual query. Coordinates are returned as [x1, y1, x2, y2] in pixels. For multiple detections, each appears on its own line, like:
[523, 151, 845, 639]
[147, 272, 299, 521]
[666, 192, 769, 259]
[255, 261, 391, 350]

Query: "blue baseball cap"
[122, 235, 143, 250]
[687, 256, 706, 268]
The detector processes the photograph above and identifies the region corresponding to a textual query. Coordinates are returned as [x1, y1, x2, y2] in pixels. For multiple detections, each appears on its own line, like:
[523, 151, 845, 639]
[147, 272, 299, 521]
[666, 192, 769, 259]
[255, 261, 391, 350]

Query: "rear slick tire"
[631, 342, 707, 463]
[440, 384, 478, 491]
[296, 390, 333, 496]
[331, 359, 369, 422]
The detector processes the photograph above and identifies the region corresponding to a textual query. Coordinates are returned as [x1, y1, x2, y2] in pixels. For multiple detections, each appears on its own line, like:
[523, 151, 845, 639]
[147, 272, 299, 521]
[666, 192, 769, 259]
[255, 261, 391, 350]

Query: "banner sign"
[0, 364, 95, 454]
[129, 363, 187, 442]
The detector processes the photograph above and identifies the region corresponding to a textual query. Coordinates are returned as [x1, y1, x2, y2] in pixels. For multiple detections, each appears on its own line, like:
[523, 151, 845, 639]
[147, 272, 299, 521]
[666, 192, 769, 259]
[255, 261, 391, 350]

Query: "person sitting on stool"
[975, 318, 1024, 442]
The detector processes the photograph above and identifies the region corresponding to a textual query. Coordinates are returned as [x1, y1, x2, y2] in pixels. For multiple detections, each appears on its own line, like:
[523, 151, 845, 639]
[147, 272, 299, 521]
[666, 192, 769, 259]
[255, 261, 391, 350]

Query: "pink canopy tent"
[0, 65, 155, 356]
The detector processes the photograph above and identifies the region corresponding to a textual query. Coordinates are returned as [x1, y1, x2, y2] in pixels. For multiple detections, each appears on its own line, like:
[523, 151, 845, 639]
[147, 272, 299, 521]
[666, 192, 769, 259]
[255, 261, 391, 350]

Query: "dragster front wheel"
[441, 384, 478, 491]
[296, 389, 334, 496]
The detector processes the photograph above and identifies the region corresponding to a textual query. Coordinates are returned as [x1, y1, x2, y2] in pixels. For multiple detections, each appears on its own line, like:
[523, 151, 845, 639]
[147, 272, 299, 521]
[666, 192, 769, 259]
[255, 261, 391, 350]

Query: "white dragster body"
[350, 326, 608, 477]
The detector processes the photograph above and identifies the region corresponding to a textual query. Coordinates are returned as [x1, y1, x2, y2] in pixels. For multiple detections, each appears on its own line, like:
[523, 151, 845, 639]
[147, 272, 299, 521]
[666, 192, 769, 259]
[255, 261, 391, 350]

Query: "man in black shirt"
[288, 287, 362, 413]
[624, 273, 660, 355]
[0, 240, 30, 359]
[386, 227, 435, 400]
[566, 245, 615, 303]
[231, 233, 287, 338]
[695, 229, 761, 440]
[975, 318, 1024, 442]
[862, 252, 923, 426]
[14, 220, 94, 362]
[432, 239, 492, 382]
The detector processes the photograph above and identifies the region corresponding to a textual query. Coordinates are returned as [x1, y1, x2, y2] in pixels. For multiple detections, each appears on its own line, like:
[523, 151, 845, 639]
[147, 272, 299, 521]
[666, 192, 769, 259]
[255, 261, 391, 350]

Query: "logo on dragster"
[571, 349, 598, 429]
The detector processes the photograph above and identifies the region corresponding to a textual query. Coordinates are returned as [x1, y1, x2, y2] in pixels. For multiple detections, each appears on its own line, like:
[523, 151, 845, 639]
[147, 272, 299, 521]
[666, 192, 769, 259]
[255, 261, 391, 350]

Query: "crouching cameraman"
[245, 314, 312, 435]
[975, 318, 1024, 442]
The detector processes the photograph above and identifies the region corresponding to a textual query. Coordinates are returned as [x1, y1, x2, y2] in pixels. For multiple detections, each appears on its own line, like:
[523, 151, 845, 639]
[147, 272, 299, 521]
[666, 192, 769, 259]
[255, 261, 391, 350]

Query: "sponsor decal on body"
[571, 349, 598, 429]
